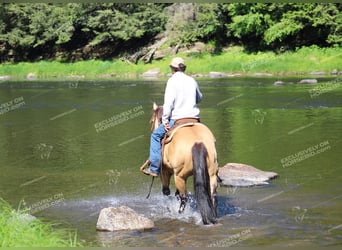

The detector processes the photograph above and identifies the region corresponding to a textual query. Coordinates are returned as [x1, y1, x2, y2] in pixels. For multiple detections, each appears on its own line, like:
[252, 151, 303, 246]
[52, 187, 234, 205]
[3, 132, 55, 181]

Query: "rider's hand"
[164, 122, 170, 131]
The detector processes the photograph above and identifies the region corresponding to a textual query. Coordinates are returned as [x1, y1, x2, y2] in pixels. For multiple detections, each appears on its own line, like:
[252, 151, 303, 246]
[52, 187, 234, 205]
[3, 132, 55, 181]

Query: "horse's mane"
[156, 106, 163, 121]
[152, 106, 163, 123]
[150, 105, 163, 131]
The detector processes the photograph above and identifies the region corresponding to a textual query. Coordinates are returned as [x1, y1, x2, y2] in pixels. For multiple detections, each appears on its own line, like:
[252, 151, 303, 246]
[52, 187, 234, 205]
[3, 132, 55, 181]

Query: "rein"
[139, 159, 155, 199]
[141, 106, 163, 199]
[146, 176, 155, 199]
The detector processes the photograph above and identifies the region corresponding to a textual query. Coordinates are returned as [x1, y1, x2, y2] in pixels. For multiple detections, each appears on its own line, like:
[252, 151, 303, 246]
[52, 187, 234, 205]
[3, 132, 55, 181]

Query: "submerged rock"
[310, 71, 326, 75]
[0, 75, 10, 80]
[253, 72, 273, 76]
[273, 80, 285, 86]
[209, 71, 234, 78]
[96, 206, 154, 231]
[298, 79, 317, 84]
[218, 163, 278, 187]
[26, 73, 37, 80]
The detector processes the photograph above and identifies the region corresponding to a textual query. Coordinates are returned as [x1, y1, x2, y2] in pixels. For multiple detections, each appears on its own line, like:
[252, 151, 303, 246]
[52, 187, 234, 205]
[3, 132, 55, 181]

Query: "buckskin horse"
[141, 102, 219, 225]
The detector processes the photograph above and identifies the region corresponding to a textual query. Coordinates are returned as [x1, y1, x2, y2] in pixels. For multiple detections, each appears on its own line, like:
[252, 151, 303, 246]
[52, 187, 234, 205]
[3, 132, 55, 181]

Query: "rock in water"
[96, 206, 154, 231]
[218, 163, 278, 187]
[140, 68, 160, 78]
[298, 79, 317, 84]
[26, 73, 37, 80]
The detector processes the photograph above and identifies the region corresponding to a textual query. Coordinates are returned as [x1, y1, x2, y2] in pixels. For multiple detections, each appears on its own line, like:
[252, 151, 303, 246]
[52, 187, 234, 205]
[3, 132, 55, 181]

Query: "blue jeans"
[149, 120, 175, 174]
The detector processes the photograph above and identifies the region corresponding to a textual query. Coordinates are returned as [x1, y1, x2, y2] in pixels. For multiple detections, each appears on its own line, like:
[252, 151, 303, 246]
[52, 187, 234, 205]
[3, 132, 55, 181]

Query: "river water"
[0, 76, 341, 247]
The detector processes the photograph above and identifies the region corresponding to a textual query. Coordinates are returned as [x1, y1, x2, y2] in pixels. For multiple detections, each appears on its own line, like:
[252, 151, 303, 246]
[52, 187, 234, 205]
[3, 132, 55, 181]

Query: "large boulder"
[218, 163, 278, 187]
[96, 206, 154, 231]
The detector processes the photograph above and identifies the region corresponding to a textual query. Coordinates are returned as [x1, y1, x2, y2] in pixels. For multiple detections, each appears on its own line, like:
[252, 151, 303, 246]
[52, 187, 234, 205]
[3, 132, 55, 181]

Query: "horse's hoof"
[162, 187, 170, 196]
[178, 204, 185, 213]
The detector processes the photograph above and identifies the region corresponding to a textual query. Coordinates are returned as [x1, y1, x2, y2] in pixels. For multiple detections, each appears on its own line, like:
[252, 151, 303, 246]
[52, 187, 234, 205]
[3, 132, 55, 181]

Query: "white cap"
[169, 57, 185, 68]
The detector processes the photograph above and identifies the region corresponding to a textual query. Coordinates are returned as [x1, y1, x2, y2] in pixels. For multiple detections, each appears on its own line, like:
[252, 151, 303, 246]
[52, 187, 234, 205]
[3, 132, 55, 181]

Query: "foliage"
[0, 3, 341, 62]
[226, 3, 342, 50]
[166, 3, 228, 46]
[84, 3, 167, 46]
[0, 3, 78, 48]
[0, 198, 80, 247]
[0, 3, 168, 61]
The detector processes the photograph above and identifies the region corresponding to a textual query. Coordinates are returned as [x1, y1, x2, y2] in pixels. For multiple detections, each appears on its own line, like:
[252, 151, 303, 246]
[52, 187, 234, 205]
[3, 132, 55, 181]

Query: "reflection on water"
[0, 77, 341, 246]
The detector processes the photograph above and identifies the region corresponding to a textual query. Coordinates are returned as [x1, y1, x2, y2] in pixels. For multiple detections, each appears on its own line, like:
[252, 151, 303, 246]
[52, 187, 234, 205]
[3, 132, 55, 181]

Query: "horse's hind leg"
[174, 175, 187, 213]
[210, 175, 218, 217]
[161, 169, 172, 196]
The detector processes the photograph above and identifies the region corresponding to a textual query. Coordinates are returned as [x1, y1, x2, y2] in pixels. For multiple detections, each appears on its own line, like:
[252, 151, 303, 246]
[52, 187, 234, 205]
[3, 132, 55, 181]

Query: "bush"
[0, 198, 80, 247]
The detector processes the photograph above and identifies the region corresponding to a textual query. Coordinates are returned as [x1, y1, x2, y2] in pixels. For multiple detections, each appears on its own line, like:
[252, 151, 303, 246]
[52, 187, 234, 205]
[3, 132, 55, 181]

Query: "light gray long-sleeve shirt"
[162, 71, 202, 125]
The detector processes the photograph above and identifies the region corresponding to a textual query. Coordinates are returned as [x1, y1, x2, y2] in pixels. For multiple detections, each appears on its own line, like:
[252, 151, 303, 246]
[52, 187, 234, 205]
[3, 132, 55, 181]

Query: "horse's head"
[150, 102, 163, 132]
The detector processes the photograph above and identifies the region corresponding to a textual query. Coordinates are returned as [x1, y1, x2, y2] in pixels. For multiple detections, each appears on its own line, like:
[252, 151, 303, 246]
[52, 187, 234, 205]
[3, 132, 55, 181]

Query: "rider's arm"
[196, 81, 203, 104]
[162, 78, 175, 125]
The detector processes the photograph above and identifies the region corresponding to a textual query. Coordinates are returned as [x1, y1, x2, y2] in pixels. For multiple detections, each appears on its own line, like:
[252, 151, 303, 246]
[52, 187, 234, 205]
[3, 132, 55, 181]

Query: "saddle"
[163, 118, 200, 145]
[140, 118, 201, 175]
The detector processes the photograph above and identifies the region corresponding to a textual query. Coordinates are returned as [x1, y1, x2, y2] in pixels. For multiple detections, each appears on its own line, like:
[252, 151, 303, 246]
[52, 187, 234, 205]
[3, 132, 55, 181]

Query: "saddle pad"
[164, 122, 208, 144]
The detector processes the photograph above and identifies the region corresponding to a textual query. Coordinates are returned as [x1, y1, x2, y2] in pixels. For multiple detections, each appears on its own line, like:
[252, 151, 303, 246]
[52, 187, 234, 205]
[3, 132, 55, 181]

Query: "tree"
[0, 3, 340, 62]
[83, 3, 166, 46]
[0, 3, 79, 60]
[226, 3, 342, 51]
[165, 3, 229, 49]
[264, 3, 342, 48]
[0, 3, 168, 61]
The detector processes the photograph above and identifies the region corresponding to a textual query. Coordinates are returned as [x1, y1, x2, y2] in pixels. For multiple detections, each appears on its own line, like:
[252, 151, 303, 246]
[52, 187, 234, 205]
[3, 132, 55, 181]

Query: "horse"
[147, 102, 219, 225]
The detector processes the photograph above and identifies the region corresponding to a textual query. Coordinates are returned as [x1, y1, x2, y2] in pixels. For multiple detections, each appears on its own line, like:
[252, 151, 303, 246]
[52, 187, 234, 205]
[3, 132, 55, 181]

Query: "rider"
[142, 57, 203, 177]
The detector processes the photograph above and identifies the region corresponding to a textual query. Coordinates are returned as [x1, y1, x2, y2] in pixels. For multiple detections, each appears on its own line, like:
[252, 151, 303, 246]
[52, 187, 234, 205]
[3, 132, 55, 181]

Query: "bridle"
[150, 106, 163, 132]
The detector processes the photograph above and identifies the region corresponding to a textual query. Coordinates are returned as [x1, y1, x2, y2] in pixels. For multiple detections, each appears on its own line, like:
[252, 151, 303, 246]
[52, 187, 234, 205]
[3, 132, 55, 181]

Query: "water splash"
[46, 193, 206, 225]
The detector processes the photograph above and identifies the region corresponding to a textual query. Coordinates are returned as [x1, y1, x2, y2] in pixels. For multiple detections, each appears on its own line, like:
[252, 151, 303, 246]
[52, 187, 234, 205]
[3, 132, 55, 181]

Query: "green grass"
[0, 45, 341, 80]
[0, 198, 80, 247]
[185, 45, 342, 75]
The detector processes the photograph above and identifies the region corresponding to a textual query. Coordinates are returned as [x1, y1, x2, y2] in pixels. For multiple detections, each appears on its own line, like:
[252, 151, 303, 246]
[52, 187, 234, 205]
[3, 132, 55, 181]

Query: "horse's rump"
[162, 124, 217, 175]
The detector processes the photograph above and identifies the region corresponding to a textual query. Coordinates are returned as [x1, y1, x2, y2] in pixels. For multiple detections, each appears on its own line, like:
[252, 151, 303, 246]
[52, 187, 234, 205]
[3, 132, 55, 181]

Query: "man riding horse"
[140, 58, 219, 225]
[142, 57, 203, 177]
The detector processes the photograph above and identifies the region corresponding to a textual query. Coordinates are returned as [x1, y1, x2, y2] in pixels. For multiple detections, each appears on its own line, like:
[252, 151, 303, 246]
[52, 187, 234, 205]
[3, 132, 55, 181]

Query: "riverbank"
[0, 46, 341, 80]
[0, 198, 80, 247]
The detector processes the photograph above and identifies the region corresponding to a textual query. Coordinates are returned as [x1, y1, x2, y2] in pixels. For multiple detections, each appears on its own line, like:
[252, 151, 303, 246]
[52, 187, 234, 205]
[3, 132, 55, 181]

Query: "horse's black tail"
[192, 142, 217, 225]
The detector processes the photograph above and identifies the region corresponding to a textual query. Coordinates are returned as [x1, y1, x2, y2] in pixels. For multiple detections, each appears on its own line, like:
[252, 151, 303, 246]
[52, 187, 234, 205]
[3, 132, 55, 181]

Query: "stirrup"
[139, 159, 150, 172]
[142, 168, 158, 177]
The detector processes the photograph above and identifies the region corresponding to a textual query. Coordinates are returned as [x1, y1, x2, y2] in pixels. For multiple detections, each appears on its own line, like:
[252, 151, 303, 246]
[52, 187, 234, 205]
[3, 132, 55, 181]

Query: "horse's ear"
[153, 102, 158, 111]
